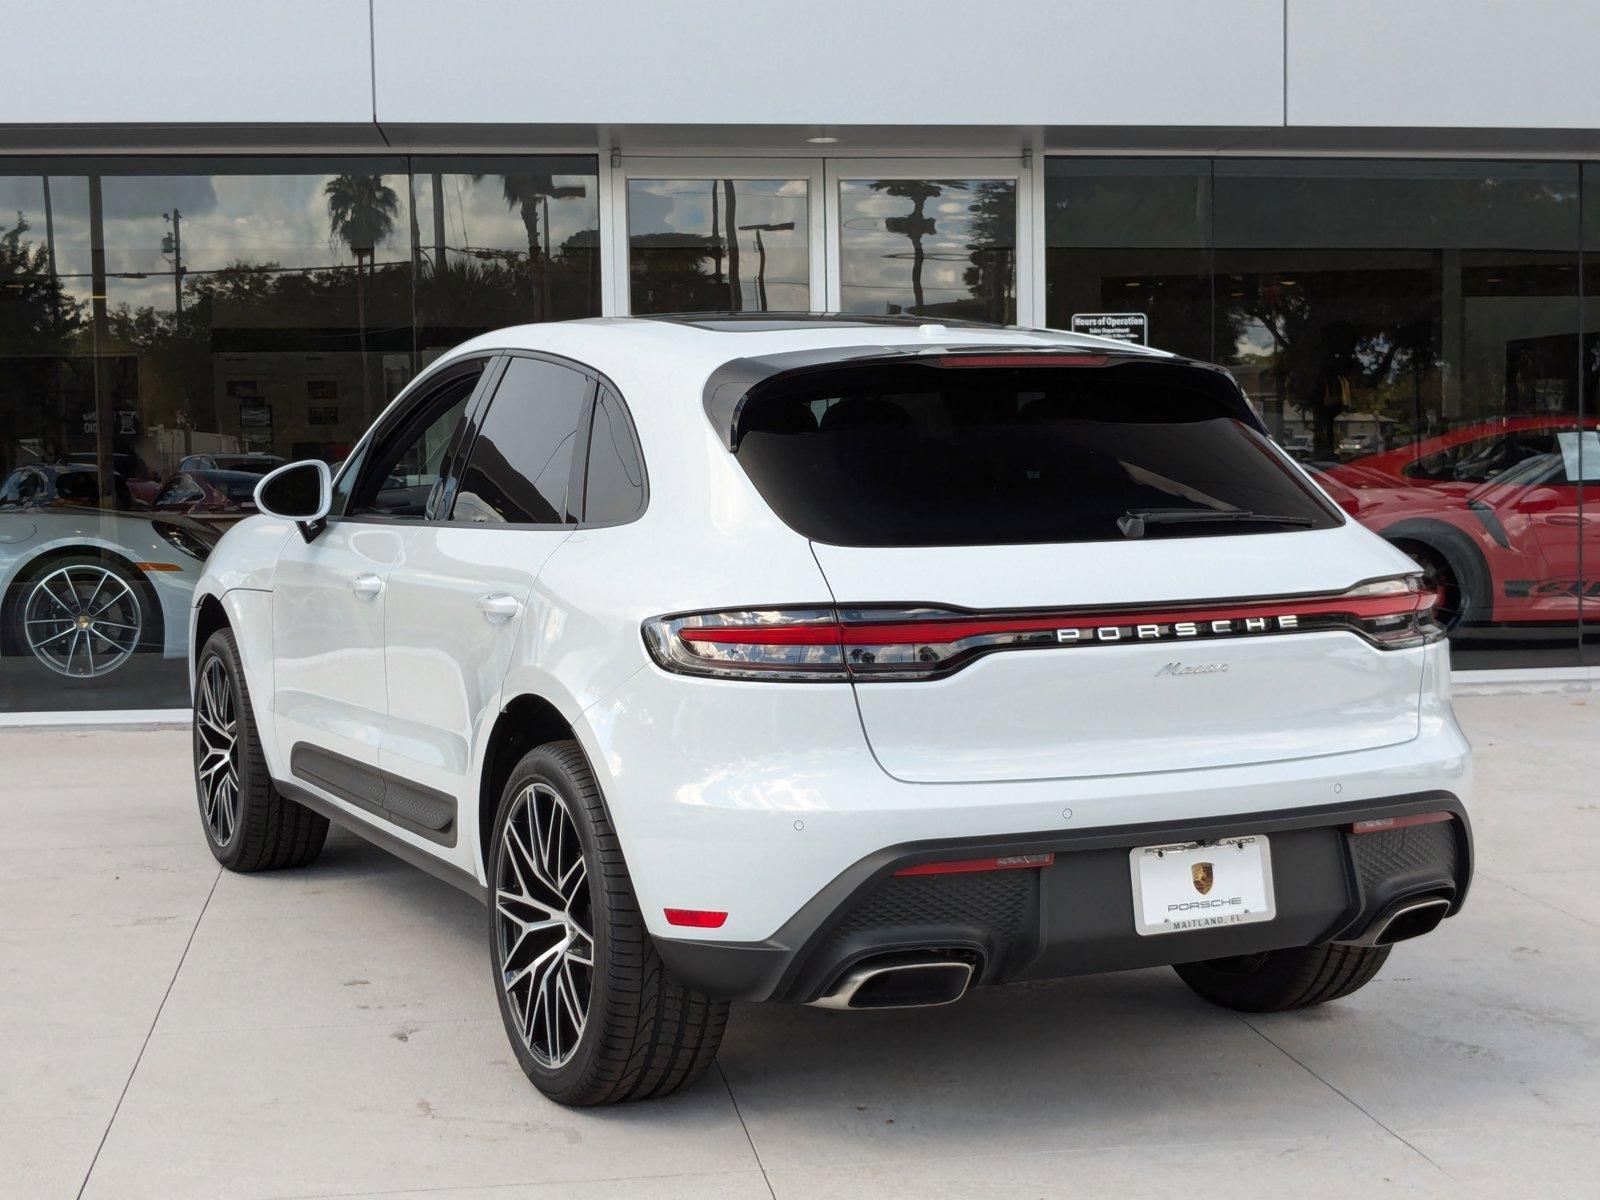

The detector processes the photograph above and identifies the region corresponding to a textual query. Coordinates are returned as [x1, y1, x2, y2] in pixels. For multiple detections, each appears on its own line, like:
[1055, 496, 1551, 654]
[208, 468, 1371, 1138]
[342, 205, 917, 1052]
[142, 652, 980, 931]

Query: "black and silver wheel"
[495, 777, 596, 1070]
[490, 741, 728, 1105]
[12, 556, 151, 679]
[1174, 942, 1390, 1012]
[192, 627, 329, 872]
[195, 653, 240, 845]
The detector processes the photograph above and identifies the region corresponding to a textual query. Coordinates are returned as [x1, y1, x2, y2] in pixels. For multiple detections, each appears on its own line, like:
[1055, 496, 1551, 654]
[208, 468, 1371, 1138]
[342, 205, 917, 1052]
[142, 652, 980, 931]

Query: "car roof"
[435, 313, 1172, 381]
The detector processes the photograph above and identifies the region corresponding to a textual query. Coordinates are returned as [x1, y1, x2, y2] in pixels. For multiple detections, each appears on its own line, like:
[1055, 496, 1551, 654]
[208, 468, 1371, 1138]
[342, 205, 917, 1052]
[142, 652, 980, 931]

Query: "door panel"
[272, 359, 485, 806]
[271, 521, 412, 771]
[381, 527, 571, 797]
[380, 355, 593, 823]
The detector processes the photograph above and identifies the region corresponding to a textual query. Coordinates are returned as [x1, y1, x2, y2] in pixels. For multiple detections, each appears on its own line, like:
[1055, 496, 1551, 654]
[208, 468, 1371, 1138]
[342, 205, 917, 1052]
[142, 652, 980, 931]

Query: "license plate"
[1128, 835, 1276, 936]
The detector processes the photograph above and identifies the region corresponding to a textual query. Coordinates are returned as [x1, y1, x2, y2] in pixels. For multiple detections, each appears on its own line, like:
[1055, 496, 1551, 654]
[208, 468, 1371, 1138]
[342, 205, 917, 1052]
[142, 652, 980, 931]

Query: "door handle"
[478, 593, 521, 622]
[350, 573, 384, 598]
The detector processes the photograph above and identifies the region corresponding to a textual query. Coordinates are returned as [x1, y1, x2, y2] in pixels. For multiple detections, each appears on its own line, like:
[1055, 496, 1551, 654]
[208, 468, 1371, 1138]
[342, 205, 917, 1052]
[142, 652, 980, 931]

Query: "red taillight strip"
[676, 590, 1434, 648]
[1350, 812, 1454, 835]
[894, 853, 1055, 877]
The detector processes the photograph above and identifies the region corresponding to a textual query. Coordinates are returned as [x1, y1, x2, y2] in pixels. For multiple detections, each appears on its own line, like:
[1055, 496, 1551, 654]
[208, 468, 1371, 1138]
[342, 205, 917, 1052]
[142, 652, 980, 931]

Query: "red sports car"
[1317, 416, 1598, 629]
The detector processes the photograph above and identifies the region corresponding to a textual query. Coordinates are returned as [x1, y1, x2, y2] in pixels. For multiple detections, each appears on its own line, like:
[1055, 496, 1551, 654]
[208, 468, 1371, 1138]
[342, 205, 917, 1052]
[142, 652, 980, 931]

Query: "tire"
[5, 553, 161, 681]
[193, 627, 328, 872]
[489, 740, 728, 1106]
[1174, 942, 1391, 1013]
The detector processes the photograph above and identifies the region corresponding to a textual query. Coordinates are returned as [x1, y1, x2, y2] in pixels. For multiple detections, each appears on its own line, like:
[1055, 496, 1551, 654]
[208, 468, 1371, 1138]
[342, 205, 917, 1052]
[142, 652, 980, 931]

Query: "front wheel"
[193, 627, 328, 871]
[1174, 942, 1390, 1012]
[490, 741, 728, 1105]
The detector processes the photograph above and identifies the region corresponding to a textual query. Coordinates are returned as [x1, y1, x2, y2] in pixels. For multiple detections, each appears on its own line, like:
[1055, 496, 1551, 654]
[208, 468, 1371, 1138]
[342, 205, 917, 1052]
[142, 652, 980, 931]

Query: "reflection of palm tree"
[738, 222, 795, 312]
[873, 180, 942, 313]
[325, 174, 399, 420]
[476, 174, 587, 319]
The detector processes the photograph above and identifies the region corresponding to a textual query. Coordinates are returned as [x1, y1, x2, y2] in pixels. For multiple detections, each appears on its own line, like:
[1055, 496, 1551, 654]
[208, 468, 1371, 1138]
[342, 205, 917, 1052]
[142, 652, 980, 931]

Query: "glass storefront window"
[0, 155, 599, 713]
[1046, 157, 1588, 669]
[413, 158, 601, 355]
[837, 177, 1015, 323]
[627, 177, 810, 314]
[1044, 158, 1210, 358]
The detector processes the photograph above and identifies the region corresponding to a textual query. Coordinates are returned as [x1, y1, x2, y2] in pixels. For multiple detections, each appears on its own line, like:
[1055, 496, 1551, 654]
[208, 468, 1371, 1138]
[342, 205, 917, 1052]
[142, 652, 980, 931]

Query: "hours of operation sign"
[1070, 312, 1149, 345]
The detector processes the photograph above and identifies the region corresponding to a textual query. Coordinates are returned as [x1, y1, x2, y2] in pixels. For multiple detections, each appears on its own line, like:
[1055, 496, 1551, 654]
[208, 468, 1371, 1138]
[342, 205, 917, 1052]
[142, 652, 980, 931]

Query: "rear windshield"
[732, 361, 1340, 547]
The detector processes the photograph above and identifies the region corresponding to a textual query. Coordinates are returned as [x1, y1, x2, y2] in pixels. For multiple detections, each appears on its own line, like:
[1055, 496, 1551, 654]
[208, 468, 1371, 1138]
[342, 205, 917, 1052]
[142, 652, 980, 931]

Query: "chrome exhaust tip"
[809, 958, 975, 1011]
[1345, 895, 1452, 947]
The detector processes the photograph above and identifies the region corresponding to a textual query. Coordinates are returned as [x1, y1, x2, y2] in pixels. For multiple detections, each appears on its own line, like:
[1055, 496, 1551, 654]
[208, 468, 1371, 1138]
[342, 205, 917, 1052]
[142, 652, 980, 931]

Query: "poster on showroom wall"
[1069, 312, 1148, 345]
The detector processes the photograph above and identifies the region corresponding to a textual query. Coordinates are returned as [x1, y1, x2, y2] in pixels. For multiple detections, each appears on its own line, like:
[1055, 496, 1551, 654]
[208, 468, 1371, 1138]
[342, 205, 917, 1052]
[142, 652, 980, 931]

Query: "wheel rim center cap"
[76, 614, 92, 629]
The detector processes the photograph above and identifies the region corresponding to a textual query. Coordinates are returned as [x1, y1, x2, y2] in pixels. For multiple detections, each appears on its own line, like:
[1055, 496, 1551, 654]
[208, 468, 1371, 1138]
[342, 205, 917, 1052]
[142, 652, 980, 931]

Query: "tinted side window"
[348, 370, 480, 518]
[452, 358, 591, 525]
[582, 388, 645, 524]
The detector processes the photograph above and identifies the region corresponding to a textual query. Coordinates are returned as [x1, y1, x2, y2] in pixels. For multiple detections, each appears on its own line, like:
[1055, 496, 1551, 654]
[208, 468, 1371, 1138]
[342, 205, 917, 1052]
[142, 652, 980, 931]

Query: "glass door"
[824, 157, 1034, 325]
[613, 157, 825, 315]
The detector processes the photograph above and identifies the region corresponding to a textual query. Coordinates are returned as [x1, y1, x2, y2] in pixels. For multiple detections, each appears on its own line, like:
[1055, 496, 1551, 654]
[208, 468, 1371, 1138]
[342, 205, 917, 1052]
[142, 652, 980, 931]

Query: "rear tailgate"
[811, 532, 1426, 783]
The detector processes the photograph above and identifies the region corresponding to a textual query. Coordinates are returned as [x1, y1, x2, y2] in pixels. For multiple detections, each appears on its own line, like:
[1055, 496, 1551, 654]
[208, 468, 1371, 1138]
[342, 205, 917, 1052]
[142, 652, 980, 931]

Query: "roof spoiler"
[701, 345, 1267, 451]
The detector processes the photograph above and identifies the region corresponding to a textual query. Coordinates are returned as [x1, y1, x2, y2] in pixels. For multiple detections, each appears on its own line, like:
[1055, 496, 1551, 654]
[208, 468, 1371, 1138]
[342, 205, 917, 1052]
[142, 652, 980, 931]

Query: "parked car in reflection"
[0, 466, 218, 681]
[1317, 416, 1599, 628]
[152, 469, 262, 526]
[176, 452, 285, 475]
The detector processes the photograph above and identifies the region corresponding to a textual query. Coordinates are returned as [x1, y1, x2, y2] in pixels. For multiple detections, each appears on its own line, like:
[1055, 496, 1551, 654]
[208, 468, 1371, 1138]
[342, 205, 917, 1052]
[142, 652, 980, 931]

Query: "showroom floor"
[2, 694, 1596, 1200]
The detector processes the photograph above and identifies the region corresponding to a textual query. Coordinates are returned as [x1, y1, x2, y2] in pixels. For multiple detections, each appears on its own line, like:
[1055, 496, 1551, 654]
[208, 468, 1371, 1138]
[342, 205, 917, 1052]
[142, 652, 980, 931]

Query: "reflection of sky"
[838, 178, 1013, 314]
[0, 168, 599, 314]
[628, 178, 809, 310]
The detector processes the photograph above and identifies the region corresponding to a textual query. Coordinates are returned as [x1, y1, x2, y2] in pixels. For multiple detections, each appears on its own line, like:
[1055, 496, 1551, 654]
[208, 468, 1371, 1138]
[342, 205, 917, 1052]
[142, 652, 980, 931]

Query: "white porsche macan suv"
[188, 314, 1473, 1106]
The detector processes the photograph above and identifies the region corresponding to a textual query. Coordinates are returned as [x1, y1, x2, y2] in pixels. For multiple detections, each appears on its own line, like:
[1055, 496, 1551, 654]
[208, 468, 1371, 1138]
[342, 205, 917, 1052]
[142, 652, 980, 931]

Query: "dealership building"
[1, 0, 1597, 718]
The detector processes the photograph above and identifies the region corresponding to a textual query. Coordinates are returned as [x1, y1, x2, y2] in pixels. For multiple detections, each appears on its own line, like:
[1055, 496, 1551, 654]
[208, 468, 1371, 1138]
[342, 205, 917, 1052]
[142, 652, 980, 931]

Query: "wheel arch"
[477, 692, 584, 884]
[192, 592, 230, 672]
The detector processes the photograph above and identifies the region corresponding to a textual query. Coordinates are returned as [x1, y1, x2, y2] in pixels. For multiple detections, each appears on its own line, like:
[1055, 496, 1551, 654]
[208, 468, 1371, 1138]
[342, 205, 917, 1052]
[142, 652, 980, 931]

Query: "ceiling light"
[806, 136, 840, 144]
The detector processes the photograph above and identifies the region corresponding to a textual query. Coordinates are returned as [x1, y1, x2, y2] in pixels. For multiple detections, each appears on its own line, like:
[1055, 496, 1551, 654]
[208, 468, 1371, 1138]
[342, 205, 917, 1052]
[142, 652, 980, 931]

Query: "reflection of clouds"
[627, 177, 811, 307]
[412, 173, 597, 261]
[838, 178, 1014, 311]
[0, 164, 602, 314]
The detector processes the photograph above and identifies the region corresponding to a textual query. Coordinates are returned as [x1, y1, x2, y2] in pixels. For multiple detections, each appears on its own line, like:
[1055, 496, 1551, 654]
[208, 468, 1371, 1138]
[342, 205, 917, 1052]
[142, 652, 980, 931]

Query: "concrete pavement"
[1, 695, 1596, 1199]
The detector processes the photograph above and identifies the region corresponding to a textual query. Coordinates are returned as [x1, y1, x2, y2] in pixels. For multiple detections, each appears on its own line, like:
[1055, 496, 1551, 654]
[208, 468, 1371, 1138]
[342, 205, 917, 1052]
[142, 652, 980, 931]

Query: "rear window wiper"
[1117, 507, 1316, 538]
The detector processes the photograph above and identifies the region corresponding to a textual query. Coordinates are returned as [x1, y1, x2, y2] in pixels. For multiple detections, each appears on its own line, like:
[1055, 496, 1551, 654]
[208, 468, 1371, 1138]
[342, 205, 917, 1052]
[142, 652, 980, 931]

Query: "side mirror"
[254, 460, 332, 541]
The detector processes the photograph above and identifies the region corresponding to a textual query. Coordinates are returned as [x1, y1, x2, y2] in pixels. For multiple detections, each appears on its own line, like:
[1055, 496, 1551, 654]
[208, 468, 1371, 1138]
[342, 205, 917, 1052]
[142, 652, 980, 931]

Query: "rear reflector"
[894, 853, 1055, 877]
[663, 908, 728, 928]
[1350, 812, 1454, 835]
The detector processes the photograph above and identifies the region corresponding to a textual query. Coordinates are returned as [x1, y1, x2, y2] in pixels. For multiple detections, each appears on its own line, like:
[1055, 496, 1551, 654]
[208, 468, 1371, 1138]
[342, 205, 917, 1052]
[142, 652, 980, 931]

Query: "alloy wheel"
[495, 781, 595, 1070]
[195, 655, 240, 845]
[23, 564, 143, 678]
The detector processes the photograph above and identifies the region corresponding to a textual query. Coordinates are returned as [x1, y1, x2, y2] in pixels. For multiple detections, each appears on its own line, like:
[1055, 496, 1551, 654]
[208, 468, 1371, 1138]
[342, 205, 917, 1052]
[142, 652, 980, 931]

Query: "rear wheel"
[1174, 942, 1390, 1012]
[490, 741, 728, 1105]
[193, 627, 328, 871]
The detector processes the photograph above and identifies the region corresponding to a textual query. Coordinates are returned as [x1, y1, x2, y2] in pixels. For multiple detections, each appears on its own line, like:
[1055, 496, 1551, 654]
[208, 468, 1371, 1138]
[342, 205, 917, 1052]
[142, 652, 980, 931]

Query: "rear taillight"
[1341, 575, 1444, 650]
[642, 575, 1444, 683]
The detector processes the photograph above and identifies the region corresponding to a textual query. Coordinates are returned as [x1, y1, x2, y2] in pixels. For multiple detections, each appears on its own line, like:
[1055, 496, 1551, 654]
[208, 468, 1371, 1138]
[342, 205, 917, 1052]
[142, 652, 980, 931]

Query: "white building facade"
[2, 1, 1598, 714]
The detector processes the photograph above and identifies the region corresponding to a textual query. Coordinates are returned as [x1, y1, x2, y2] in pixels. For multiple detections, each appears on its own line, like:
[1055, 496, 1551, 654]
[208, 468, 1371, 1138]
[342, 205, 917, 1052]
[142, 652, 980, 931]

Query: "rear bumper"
[655, 792, 1472, 1002]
